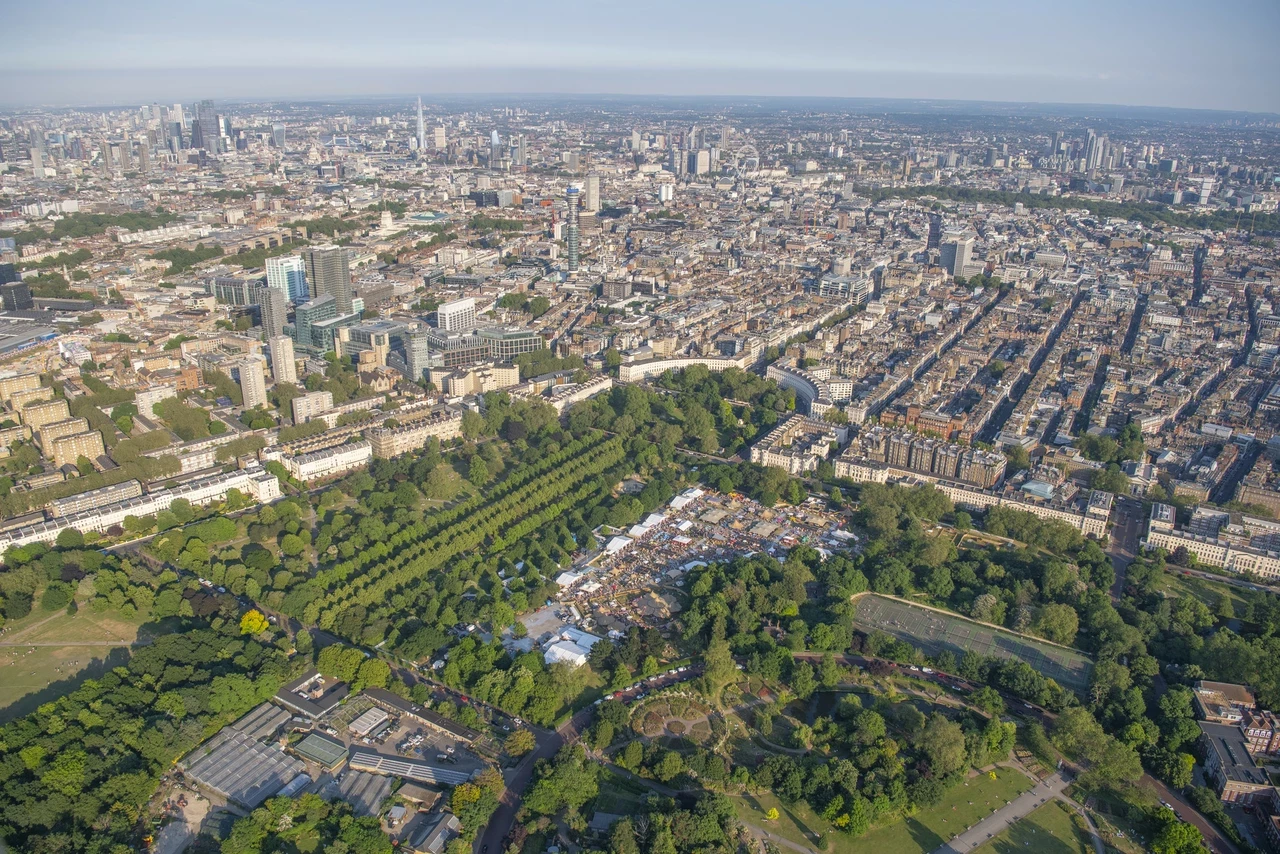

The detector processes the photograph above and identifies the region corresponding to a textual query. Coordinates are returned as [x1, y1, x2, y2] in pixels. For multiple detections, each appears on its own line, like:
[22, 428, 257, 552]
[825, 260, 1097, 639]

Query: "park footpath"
[931, 771, 1070, 854]
[930, 761, 1105, 854]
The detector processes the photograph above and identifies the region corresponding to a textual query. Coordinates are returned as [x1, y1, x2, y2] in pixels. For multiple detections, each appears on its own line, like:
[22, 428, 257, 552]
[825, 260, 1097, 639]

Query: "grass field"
[1158, 570, 1250, 618]
[979, 799, 1091, 854]
[733, 769, 1034, 854]
[0, 589, 153, 722]
[853, 594, 1094, 694]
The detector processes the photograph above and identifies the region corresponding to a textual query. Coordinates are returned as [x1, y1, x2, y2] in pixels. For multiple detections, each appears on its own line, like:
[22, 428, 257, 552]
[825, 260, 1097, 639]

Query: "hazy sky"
[3, 0, 1277, 112]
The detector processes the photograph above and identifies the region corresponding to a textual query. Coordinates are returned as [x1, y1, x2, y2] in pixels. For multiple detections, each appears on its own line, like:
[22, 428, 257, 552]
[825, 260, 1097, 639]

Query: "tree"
[1151, 813, 1203, 854]
[653, 750, 684, 782]
[790, 661, 816, 698]
[1091, 463, 1130, 495]
[461, 410, 485, 440]
[701, 637, 738, 700]
[506, 729, 536, 756]
[240, 609, 270, 635]
[423, 466, 458, 500]
[1034, 603, 1080, 646]
[356, 658, 391, 689]
[765, 807, 780, 822]
[55, 528, 84, 549]
[920, 713, 968, 777]
[467, 455, 490, 486]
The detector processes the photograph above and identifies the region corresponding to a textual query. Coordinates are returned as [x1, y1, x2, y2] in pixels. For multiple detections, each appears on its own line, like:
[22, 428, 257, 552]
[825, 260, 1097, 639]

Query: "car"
[921, 667, 934, 674]
[1024, 703, 1034, 709]
[483, 846, 490, 853]
[908, 665, 920, 672]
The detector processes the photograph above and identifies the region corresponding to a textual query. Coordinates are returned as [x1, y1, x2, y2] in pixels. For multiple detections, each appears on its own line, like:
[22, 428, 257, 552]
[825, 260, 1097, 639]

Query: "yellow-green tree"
[240, 609, 270, 635]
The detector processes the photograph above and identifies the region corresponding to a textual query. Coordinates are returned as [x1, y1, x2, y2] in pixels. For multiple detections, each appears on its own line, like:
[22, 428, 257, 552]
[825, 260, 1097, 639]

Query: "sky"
[2, 0, 1277, 113]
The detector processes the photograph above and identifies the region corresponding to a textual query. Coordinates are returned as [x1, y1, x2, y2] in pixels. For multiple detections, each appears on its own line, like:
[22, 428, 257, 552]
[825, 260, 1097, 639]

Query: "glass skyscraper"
[266, 254, 309, 302]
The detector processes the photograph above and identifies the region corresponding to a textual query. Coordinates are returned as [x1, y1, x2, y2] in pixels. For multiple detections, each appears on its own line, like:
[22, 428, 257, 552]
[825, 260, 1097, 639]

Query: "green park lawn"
[0, 583, 154, 721]
[733, 768, 1034, 854]
[980, 799, 1092, 854]
[1158, 570, 1251, 619]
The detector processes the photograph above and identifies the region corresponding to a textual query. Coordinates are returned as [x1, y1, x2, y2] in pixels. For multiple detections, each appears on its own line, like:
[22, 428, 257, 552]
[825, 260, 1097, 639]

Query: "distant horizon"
[6, 0, 1277, 113]
[2, 76, 1279, 121]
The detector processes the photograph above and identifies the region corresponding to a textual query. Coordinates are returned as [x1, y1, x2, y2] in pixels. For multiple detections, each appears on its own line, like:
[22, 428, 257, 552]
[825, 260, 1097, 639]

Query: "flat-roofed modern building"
[273, 669, 349, 719]
[305, 245, 353, 314]
[436, 297, 477, 332]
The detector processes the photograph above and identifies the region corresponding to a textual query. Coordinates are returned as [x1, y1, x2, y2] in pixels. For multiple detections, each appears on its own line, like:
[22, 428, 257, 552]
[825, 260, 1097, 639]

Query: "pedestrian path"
[930, 772, 1070, 854]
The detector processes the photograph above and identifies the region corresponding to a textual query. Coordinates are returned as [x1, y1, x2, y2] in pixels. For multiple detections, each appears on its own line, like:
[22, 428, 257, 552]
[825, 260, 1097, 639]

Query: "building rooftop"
[274, 669, 350, 719]
[1200, 721, 1271, 787]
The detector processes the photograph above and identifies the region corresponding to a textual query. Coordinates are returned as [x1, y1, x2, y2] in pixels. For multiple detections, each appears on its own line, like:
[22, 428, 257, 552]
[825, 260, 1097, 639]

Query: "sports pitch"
[854, 594, 1093, 694]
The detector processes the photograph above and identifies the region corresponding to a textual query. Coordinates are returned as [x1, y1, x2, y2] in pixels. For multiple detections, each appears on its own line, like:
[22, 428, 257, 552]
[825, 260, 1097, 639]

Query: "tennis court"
[854, 594, 1093, 694]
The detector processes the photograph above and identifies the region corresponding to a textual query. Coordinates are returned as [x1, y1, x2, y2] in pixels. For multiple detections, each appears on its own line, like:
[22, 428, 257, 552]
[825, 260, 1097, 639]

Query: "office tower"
[687, 150, 711, 175]
[117, 140, 132, 170]
[436, 297, 477, 332]
[212, 276, 255, 306]
[0, 282, 33, 311]
[631, 129, 641, 150]
[0, 264, 18, 285]
[1050, 131, 1063, 156]
[293, 294, 337, 350]
[304, 245, 352, 314]
[272, 124, 286, 148]
[514, 135, 527, 166]
[255, 284, 287, 339]
[565, 185, 581, 273]
[416, 97, 425, 152]
[490, 130, 502, 164]
[940, 231, 974, 277]
[268, 336, 298, 384]
[28, 129, 44, 176]
[927, 214, 942, 250]
[584, 173, 601, 212]
[238, 358, 268, 410]
[137, 144, 150, 172]
[191, 100, 217, 151]
[1199, 177, 1215, 207]
[266, 254, 308, 302]
[434, 126, 446, 149]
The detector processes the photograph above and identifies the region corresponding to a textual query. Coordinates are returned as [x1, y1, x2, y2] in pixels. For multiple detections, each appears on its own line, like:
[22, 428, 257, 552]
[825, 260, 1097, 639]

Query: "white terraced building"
[0, 464, 282, 548]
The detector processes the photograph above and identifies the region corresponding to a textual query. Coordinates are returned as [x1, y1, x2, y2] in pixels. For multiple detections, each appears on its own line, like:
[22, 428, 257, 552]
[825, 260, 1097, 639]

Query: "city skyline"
[3, 0, 1278, 113]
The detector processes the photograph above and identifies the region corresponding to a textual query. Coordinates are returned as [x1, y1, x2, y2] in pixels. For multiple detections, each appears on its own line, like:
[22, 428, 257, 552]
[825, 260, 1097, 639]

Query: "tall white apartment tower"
[238, 357, 268, 410]
[416, 97, 425, 152]
[268, 336, 298, 385]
